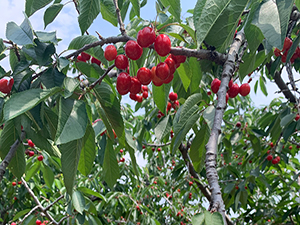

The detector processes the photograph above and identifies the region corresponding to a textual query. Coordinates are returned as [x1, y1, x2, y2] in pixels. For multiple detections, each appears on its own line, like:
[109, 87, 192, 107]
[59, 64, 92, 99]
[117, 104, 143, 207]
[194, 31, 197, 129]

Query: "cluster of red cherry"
[24, 139, 44, 161]
[101, 26, 186, 102]
[273, 37, 299, 63]
[157, 92, 179, 118]
[266, 142, 280, 164]
[209, 78, 250, 103]
[0, 77, 14, 94]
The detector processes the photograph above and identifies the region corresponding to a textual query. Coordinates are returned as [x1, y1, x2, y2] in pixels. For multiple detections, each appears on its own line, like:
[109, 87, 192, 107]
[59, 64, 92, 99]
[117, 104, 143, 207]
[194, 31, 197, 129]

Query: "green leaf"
[176, 63, 191, 91]
[0, 38, 6, 54]
[155, 115, 171, 142]
[44, 4, 64, 28]
[78, 124, 96, 176]
[68, 35, 108, 67]
[171, 114, 200, 153]
[239, 51, 256, 82]
[93, 83, 125, 144]
[193, 0, 232, 47]
[60, 139, 83, 195]
[245, 24, 264, 52]
[160, 0, 181, 22]
[25, 0, 53, 17]
[190, 122, 210, 173]
[192, 213, 205, 225]
[100, 0, 118, 27]
[280, 114, 295, 128]
[249, 134, 261, 156]
[36, 31, 59, 44]
[259, 76, 268, 96]
[180, 93, 202, 122]
[72, 191, 86, 214]
[55, 98, 88, 145]
[189, 57, 202, 93]
[103, 138, 120, 188]
[63, 77, 80, 98]
[0, 120, 26, 179]
[276, 0, 294, 50]
[129, 0, 140, 17]
[204, 210, 224, 225]
[252, 0, 282, 49]
[125, 130, 139, 177]
[78, 0, 101, 34]
[13, 209, 31, 221]
[25, 161, 41, 181]
[77, 187, 106, 202]
[3, 87, 61, 122]
[204, 0, 250, 52]
[6, 17, 34, 46]
[41, 164, 54, 188]
[203, 105, 215, 130]
[152, 83, 171, 113]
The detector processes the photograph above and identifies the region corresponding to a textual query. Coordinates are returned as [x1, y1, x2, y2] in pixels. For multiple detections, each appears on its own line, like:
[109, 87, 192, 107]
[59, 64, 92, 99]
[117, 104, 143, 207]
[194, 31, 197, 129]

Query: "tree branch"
[0, 131, 26, 182]
[179, 144, 234, 225]
[113, 0, 126, 35]
[21, 178, 66, 225]
[273, 71, 297, 103]
[205, 30, 245, 225]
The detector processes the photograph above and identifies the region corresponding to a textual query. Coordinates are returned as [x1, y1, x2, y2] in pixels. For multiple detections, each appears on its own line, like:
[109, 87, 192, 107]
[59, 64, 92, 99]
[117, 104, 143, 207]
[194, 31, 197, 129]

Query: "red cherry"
[120, 149, 123, 153]
[137, 67, 152, 85]
[104, 45, 117, 61]
[18, 181, 22, 184]
[282, 37, 292, 52]
[11, 223, 16, 225]
[12, 182, 16, 186]
[154, 34, 171, 57]
[274, 48, 281, 57]
[80, 52, 91, 61]
[142, 85, 148, 92]
[239, 83, 250, 96]
[142, 91, 148, 99]
[167, 102, 172, 111]
[129, 93, 138, 101]
[115, 55, 129, 70]
[295, 114, 300, 121]
[163, 73, 174, 84]
[228, 79, 233, 88]
[91, 57, 101, 66]
[0, 77, 14, 94]
[164, 56, 176, 74]
[136, 95, 143, 103]
[151, 66, 164, 86]
[156, 62, 170, 81]
[266, 155, 273, 161]
[154, 180, 157, 184]
[137, 27, 156, 48]
[116, 72, 131, 95]
[235, 186, 239, 190]
[29, 151, 35, 157]
[130, 77, 141, 94]
[289, 145, 292, 150]
[211, 78, 221, 94]
[125, 40, 143, 60]
[270, 142, 274, 148]
[157, 148, 161, 152]
[172, 100, 180, 109]
[36, 220, 42, 225]
[188, 181, 193, 186]
[169, 92, 178, 101]
[226, 93, 229, 103]
[228, 83, 239, 98]
[37, 155, 44, 161]
[236, 122, 241, 127]
[267, 150, 271, 154]
[77, 55, 85, 62]
[28, 139, 35, 148]
[207, 91, 211, 96]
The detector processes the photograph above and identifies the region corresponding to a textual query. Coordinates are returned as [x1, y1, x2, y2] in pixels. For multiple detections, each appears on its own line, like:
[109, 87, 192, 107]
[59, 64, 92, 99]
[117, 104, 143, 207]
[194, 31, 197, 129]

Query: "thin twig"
[89, 64, 116, 89]
[113, 0, 126, 35]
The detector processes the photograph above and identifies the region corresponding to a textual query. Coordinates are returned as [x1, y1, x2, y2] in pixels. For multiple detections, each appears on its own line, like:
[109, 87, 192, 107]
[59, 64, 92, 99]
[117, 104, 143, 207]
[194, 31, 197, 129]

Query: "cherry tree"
[0, 0, 300, 224]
